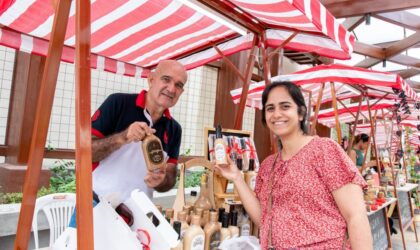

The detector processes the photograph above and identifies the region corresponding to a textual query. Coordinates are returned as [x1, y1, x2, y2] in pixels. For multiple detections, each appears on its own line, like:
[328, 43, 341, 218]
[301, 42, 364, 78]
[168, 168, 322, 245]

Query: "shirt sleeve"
[316, 138, 367, 192]
[91, 94, 120, 138]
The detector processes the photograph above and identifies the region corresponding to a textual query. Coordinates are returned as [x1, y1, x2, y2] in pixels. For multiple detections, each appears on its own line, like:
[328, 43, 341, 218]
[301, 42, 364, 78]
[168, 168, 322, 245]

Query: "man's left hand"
[144, 168, 166, 188]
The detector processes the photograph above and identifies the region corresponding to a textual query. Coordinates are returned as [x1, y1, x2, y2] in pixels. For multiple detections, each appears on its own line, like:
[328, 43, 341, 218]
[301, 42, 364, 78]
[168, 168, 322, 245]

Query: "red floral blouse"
[255, 137, 366, 249]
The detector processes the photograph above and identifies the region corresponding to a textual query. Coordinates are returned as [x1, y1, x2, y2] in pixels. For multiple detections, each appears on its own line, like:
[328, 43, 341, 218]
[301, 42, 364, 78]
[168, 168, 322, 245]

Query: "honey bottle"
[142, 134, 165, 171]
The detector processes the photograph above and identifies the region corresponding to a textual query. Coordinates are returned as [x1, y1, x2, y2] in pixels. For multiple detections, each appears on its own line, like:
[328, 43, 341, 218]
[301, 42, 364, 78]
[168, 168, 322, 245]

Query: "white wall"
[0, 46, 257, 164]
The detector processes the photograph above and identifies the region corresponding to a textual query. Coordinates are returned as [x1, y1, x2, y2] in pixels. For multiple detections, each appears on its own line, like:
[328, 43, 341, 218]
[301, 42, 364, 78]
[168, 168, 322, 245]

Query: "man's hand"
[144, 168, 166, 188]
[125, 122, 156, 143]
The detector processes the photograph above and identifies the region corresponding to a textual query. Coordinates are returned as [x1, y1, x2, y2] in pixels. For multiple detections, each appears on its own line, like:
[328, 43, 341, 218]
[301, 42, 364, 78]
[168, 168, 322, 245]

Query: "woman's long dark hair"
[354, 133, 369, 144]
[261, 81, 308, 134]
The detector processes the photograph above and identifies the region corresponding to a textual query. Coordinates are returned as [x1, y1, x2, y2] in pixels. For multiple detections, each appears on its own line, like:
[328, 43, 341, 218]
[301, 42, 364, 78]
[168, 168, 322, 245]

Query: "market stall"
[230, 63, 420, 249]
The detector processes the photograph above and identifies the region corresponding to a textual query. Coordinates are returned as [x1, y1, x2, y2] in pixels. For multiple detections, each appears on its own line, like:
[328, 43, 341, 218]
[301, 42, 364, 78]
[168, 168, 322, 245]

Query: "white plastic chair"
[32, 193, 76, 249]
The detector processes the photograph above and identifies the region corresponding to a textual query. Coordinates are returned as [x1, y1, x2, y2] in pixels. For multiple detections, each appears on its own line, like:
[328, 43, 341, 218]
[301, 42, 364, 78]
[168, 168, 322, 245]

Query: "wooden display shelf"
[214, 192, 238, 199]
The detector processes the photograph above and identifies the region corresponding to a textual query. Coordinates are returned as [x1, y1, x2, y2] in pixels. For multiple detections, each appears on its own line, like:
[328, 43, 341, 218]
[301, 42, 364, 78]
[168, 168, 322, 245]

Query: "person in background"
[349, 133, 370, 168]
[215, 81, 372, 249]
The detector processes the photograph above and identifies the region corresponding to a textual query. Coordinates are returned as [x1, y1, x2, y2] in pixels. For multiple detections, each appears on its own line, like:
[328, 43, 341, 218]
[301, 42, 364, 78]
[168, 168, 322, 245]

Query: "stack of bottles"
[211, 125, 259, 191]
[155, 172, 254, 250]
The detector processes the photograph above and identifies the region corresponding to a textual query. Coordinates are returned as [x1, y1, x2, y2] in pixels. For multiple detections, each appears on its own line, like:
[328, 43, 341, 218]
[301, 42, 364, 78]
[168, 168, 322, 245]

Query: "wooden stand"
[203, 127, 256, 208]
[172, 158, 215, 220]
[368, 198, 397, 250]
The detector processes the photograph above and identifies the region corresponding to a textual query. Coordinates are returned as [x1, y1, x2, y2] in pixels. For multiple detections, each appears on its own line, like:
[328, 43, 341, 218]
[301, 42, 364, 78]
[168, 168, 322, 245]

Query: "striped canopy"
[355, 122, 399, 149]
[315, 100, 394, 128]
[0, 0, 353, 77]
[231, 64, 419, 110]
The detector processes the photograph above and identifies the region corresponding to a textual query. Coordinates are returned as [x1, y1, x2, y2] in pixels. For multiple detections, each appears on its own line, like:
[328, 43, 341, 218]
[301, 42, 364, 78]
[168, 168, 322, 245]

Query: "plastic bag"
[53, 200, 142, 250]
[218, 236, 260, 250]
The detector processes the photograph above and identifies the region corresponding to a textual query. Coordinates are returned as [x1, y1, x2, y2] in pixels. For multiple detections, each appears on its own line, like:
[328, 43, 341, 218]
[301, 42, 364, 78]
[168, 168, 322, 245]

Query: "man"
[91, 60, 188, 201]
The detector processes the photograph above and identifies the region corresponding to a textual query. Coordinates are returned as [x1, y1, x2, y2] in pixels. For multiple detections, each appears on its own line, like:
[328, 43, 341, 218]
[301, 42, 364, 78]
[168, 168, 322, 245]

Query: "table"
[367, 198, 396, 250]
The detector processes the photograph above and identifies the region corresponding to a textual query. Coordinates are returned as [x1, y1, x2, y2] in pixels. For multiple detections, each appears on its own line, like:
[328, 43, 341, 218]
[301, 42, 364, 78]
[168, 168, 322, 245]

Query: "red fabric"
[0, 0, 354, 76]
[91, 128, 105, 138]
[0, 0, 14, 15]
[255, 137, 366, 249]
[167, 158, 178, 165]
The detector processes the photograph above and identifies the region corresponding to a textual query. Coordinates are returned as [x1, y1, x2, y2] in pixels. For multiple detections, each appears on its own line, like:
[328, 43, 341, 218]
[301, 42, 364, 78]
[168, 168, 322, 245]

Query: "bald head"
[154, 60, 188, 84]
[147, 60, 188, 110]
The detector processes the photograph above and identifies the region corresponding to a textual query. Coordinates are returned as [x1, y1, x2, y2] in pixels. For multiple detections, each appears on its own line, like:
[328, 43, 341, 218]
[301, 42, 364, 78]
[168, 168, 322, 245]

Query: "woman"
[349, 133, 370, 168]
[215, 81, 372, 249]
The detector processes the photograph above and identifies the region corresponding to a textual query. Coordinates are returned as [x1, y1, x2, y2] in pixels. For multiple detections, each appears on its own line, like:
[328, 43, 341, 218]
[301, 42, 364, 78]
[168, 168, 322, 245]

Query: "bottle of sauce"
[165, 208, 174, 225]
[177, 211, 189, 239]
[194, 174, 212, 211]
[184, 215, 205, 250]
[220, 212, 231, 242]
[186, 190, 198, 206]
[204, 211, 221, 250]
[217, 208, 225, 227]
[202, 210, 210, 228]
[183, 204, 193, 224]
[240, 210, 251, 236]
[171, 221, 183, 250]
[228, 211, 239, 238]
[240, 138, 249, 171]
[214, 125, 227, 165]
[142, 134, 165, 171]
[244, 159, 257, 191]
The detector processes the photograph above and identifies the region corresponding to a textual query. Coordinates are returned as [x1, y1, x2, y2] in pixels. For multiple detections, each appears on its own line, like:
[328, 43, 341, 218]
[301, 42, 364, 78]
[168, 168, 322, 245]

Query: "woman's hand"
[213, 157, 242, 183]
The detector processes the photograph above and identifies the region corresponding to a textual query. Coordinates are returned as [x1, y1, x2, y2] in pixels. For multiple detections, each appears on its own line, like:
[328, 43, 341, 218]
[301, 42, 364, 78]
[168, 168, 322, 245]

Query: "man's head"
[147, 60, 188, 110]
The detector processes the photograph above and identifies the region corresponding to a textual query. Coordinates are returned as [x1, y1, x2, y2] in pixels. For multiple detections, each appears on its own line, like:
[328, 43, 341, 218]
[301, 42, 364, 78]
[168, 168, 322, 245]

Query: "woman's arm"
[214, 161, 261, 227]
[332, 183, 372, 250]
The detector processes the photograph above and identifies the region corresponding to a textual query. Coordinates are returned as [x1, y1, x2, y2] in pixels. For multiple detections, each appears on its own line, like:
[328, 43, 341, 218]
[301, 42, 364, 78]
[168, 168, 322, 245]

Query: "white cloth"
[93, 142, 154, 201]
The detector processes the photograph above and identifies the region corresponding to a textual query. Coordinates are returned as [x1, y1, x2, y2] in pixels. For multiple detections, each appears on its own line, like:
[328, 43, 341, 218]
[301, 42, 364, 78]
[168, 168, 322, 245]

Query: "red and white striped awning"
[355, 122, 398, 149]
[0, 0, 353, 77]
[315, 100, 394, 128]
[231, 64, 419, 109]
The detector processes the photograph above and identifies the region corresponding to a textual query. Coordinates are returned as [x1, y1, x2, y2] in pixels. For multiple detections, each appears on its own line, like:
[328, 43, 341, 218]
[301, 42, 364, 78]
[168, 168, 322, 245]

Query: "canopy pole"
[330, 82, 342, 144]
[75, 0, 94, 249]
[213, 44, 246, 83]
[234, 35, 259, 130]
[337, 99, 358, 119]
[362, 97, 381, 175]
[399, 126, 409, 181]
[268, 31, 298, 60]
[347, 97, 363, 154]
[310, 83, 325, 135]
[260, 32, 272, 86]
[14, 0, 72, 249]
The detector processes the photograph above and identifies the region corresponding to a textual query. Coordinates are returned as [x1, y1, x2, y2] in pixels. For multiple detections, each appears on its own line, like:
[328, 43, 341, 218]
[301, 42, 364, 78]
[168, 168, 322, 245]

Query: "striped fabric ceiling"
[231, 64, 419, 110]
[0, 0, 353, 77]
[315, 100, 395, 128]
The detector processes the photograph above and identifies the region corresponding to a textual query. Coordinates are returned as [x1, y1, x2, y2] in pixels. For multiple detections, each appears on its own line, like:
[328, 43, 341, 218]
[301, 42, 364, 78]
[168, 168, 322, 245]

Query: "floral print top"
[255, 137, 366, 249]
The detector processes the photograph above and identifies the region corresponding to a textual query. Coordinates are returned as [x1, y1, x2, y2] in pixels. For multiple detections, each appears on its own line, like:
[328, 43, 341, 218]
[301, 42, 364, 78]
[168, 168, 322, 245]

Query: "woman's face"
[264, 87, 303, 138]
[361, 141, 369, 150]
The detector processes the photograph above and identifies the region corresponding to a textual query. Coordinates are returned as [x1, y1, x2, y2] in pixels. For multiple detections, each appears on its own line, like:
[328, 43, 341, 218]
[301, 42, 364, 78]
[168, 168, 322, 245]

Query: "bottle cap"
[249, 159, 255, 171]
[230, 211, 238, 226]
[222, 212, 230, 228]
[236, 158, 243, 170]
[216, 125, 223, 139]
[218, 207, 225, 223]
[173, 221, 182, 240]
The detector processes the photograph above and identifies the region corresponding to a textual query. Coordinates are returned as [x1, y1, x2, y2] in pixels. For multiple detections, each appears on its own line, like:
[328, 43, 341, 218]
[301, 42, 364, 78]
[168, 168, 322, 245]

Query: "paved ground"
[391, 219, 420, 250]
